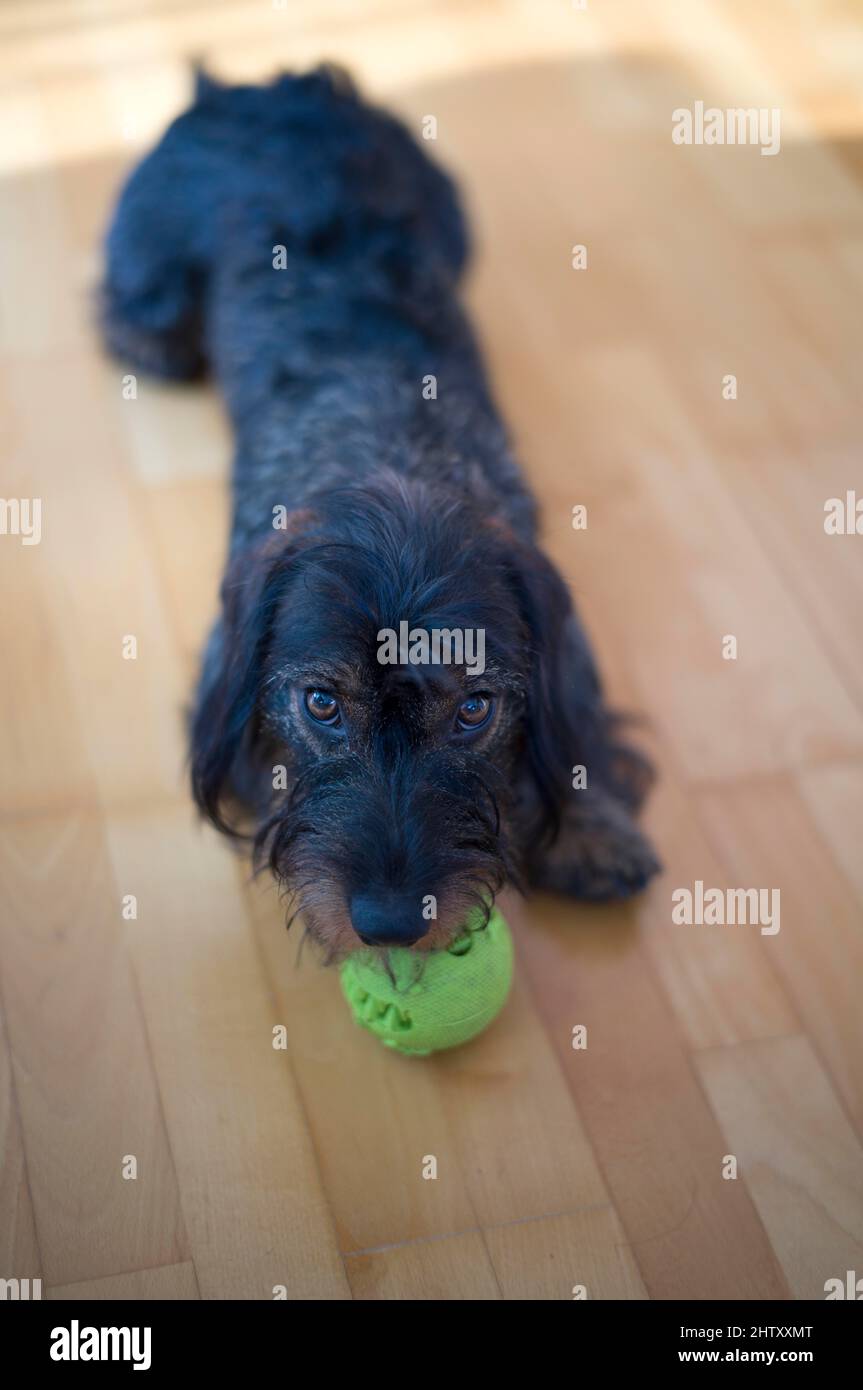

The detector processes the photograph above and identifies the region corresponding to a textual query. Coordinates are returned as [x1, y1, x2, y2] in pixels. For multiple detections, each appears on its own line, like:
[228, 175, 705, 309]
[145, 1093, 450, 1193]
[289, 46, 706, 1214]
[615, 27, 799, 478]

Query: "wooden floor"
[1, 0, 862, 1301]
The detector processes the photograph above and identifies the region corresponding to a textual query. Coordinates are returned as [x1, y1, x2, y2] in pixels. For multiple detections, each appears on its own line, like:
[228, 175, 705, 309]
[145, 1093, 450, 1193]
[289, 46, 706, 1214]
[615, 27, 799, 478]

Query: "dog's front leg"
[526, 784, 660, 903]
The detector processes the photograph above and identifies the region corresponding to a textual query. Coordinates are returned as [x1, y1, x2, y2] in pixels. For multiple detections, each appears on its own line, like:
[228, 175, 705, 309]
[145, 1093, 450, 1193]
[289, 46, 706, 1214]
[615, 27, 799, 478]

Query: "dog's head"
[191, 474, 594, 959]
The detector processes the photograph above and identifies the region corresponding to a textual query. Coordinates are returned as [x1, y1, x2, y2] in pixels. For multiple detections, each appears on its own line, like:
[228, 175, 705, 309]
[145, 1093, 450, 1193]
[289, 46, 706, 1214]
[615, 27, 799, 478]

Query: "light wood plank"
[346, 1232, 500, 1301]
[484, 1205, 648, 1301]
[49, 1261, 199, 1301]
[696, 777, 863, 1135]
[4, 356, 192, 812]
[0, 562, 96, 818]
[696, 1036, 863, 1301]
[434, 961, 611, 1228]
[638, 772, 796, 1050]
[243, 874, 479, 1253]
[0, 813, 188, 1286]
[140, 479, 227, 667]
[106, 806, 350, 1300]
[798, 763, 863, 905]
[0, 1008, 41, 1280]
[119, 377, 232, 488]
[515, 895, 789, 1300]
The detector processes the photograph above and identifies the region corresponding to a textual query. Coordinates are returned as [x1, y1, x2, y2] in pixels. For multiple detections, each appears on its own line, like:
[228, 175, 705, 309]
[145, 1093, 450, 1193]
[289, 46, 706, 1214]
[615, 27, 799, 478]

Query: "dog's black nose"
[350, 894, 430, 948]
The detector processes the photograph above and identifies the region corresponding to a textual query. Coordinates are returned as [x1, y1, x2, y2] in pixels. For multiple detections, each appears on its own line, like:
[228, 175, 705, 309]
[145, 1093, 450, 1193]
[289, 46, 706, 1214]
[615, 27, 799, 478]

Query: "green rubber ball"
[340, 908, 513, 1056]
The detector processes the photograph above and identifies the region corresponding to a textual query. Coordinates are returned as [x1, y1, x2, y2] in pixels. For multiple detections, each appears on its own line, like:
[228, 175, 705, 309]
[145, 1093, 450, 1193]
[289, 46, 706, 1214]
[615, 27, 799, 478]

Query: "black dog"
[101, 67, 658, 960]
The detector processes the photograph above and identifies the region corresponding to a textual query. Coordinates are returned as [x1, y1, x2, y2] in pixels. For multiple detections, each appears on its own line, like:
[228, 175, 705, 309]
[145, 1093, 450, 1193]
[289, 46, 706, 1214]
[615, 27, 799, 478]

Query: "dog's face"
[191, 477, 579, 960]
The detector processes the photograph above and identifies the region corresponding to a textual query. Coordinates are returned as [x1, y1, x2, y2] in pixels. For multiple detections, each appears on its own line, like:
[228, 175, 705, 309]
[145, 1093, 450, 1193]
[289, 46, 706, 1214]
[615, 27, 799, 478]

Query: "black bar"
[4, 1297, 859, 1374]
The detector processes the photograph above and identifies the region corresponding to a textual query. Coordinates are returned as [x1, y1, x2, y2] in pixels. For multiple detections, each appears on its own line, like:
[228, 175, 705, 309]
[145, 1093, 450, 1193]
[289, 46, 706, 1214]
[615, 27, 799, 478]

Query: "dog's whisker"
[295, 922, 312, 968]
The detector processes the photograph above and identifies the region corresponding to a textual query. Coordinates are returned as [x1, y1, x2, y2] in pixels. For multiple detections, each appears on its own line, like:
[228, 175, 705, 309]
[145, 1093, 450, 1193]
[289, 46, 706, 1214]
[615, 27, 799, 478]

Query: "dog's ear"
[504, 537, 650, 847]
[504, 539, 595, 844]
[190, 518, 311, 833]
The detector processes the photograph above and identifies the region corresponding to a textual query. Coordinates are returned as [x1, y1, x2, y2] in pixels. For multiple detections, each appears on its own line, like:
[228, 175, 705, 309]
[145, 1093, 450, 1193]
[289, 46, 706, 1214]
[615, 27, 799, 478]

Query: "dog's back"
[102, 66, 468, 365]
[101, 66, 536, 547]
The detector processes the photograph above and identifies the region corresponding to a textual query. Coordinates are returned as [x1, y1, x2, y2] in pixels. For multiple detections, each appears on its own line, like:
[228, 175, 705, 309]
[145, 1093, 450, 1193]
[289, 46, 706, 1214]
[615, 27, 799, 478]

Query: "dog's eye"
[304, 689, 341, 726]
[456, 694, 493, 731]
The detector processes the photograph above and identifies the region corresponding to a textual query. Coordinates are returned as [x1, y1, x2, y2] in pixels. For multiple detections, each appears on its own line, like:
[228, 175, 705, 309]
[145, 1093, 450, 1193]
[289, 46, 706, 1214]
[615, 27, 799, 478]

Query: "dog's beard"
[253, 751, 513, 963]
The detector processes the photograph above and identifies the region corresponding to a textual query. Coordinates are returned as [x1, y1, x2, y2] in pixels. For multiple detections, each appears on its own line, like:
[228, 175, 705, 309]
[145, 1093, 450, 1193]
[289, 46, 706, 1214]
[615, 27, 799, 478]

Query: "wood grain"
[106, 807, 351, 1300]
[0, 813, 188, 1286]
[514, 895, 789, 1300]
[695, 778, 863, 1136]
[483, 1205, 648, 1301]
[346, 1233, 500, 1301]
[695, 1036, 863, 1301]
[0, 1012, 41, 1280]
[49, 1262, 200, 1301]
[1, 0, 861, 1300]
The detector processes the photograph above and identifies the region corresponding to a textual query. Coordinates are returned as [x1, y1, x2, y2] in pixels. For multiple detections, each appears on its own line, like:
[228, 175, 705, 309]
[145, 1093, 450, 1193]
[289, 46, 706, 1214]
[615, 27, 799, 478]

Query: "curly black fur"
[101, 66, 659, 959]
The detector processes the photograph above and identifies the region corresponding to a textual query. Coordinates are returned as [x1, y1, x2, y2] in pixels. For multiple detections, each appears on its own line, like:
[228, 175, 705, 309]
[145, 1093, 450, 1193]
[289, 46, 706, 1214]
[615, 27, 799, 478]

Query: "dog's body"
[102, 67, 658, 959]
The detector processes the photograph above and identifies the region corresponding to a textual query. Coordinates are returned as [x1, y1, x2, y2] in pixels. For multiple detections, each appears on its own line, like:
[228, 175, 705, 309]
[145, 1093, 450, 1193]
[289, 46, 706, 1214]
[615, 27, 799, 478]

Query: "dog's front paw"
[527, 789, 661, 902]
